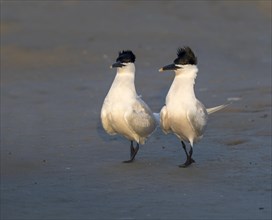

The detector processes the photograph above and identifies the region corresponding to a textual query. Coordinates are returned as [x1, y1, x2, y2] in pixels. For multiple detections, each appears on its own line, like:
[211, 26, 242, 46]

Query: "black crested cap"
[116, 50, 136, 63]
[174, 46, 197, 65]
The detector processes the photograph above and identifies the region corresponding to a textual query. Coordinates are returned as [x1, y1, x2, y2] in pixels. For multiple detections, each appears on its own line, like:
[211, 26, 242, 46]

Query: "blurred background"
[1, 1, 271, 220]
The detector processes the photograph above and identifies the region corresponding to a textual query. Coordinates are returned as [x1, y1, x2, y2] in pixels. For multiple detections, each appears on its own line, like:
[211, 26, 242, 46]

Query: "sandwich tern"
[101, 50, 158, 163]
[159, 46, 228, 167]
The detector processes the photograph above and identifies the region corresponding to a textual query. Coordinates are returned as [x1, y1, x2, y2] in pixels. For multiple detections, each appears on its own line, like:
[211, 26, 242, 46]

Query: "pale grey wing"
[124, 97, 157, 137]
[187, 101, 208, 137]
[160, 105, 171, 134]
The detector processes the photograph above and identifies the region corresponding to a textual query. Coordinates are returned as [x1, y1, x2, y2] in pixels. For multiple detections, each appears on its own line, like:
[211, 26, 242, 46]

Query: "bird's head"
[159, 47, 197, 75]
[111, 50, 136, 73]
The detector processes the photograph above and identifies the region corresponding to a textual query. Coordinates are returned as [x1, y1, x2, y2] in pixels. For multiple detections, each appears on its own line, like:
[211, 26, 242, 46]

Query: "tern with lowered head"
[101, 50, 158, 163]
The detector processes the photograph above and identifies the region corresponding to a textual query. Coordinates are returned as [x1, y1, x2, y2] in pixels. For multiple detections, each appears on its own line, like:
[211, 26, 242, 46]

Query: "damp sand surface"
[1, 1, 271, 220]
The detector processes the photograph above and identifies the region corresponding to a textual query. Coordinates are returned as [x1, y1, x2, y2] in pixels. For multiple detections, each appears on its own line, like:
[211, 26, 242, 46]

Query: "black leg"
[130, 141, 134, 157]
[123, 141, 139, 163]
[130, 143, 139, 161]
[181, 141, 189, 158]
[189, 146, 195, 163]
[179, 141, 195, 168]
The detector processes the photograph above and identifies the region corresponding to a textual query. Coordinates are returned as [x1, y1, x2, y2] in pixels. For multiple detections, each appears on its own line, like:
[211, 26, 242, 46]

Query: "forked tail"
[153, 113, 160, 125]
[207, 103, 230, 115]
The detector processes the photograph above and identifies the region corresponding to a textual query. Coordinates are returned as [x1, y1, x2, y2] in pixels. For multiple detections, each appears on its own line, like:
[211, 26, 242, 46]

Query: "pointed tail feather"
[153, 113, 160, 125]
[207, 103, 230, 115]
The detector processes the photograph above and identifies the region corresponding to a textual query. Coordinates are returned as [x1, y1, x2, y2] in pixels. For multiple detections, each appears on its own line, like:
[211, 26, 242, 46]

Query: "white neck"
[166, 65, 198, 104]
[107, 63, 137, 98]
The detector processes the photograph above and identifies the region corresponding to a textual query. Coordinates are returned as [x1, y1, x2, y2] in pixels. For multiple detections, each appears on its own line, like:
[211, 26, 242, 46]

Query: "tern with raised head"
[159, 46, 228, 167]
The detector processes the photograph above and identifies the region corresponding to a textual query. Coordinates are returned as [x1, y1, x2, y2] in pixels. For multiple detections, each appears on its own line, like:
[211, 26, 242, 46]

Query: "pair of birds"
[101, 47, 227, 167]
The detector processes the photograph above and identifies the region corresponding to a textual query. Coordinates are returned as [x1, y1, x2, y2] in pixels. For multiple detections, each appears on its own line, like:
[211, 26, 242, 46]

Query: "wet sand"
[1, 1, 271, 220]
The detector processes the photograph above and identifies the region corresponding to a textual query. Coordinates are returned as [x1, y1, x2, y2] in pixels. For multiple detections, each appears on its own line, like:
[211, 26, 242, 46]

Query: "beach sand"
[1, 1, 271, 219]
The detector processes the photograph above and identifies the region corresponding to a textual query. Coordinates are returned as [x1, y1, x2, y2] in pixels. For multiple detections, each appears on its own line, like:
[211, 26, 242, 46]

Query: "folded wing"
[124, 97, 157, 138]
